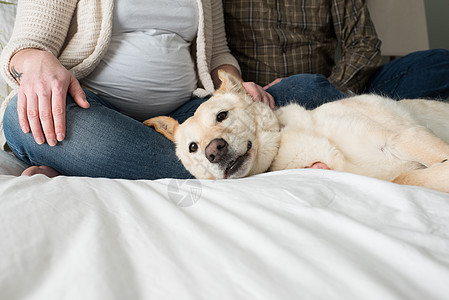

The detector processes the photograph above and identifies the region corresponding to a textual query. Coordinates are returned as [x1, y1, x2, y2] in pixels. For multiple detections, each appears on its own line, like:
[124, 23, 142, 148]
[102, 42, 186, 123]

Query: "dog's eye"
[216, 111, 228, 122]
[189, 142, 198, 153]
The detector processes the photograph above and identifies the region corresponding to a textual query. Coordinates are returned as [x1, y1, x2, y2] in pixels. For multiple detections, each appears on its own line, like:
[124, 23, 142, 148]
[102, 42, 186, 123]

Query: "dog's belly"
[272, 95, 431, 181]
[330, 138, 422, 181]
[271, 124, 420, 181]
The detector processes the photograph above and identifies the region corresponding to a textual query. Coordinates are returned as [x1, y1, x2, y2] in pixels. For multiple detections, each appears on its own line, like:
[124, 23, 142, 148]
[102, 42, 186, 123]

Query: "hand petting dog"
[211, 65, 276, 109]
[242, 81, 276, 109]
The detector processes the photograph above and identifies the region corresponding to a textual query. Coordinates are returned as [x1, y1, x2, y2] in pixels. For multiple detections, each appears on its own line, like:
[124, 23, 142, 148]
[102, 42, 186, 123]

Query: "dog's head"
[144, 71, 281, 179]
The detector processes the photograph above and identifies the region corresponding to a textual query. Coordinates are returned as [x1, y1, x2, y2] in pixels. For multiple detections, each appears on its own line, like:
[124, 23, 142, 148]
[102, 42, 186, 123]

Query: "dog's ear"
[217, 70, 246, 95]
[143, 116, 179, 142]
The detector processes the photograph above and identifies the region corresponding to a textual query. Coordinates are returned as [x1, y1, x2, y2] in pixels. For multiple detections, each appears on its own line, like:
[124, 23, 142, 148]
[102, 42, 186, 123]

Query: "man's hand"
[10, 49, 89, 146]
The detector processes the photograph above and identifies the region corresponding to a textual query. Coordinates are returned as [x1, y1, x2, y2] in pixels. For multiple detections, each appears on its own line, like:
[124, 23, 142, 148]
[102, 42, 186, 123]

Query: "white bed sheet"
[1, 169, 448, 300]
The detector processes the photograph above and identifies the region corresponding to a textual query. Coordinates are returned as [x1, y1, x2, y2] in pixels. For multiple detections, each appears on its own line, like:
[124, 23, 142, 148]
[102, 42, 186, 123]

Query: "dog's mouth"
[224, 141, 252, 178]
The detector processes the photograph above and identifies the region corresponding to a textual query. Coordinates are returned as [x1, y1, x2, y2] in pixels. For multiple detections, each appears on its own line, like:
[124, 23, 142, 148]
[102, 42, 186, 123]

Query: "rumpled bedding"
[1, 169, 448, 300]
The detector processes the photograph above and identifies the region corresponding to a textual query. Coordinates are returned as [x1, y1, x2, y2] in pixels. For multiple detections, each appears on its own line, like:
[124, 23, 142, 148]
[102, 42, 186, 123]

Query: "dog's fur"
[144, 71, 449, 193]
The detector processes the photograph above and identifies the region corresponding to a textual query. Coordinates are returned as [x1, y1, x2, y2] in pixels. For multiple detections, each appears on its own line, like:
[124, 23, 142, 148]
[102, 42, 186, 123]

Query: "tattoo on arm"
[11, 66, 23, 82]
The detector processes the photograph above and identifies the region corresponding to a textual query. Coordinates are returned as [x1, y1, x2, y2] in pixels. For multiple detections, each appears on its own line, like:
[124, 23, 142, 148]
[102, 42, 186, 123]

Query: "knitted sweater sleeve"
[194, 0, 241, 96]
[0, 0, 78, 89]
[208, 0, 240, 73]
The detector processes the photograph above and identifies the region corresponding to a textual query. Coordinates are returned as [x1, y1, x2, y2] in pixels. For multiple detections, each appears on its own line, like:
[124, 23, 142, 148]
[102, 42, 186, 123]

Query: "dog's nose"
[205, 138, 228, 163]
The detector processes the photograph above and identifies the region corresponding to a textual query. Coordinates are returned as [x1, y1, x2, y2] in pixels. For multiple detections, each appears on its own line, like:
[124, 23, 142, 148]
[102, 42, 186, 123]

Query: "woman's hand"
[263, 77, 284, 90]
[10, 49, 89, 146]
[242, 81, 276, 109]
[211, 65, 276, 109]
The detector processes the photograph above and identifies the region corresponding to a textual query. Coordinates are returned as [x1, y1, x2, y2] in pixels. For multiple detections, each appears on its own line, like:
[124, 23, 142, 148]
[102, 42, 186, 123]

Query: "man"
[223, 0, 449, 100]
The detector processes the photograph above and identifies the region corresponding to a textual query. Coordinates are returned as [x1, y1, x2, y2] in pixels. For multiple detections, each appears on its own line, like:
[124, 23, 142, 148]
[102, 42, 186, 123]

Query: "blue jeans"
[364, 49, 449, 99]
[4, 74, 345, 179]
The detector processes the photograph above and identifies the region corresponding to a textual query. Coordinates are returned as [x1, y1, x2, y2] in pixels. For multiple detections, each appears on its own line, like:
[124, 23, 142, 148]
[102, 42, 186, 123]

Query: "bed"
[1, 2, 449, 299]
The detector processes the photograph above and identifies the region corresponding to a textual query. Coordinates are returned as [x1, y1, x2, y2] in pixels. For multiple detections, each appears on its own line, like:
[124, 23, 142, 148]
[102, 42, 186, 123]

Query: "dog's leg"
[390, 127, 449, 167]
[389, 127, 449, 193]
[393, 160, 449, 193]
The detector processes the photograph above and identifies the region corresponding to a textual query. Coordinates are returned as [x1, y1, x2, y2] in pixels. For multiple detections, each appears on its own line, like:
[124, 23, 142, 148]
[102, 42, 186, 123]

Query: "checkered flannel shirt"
[223, 0, 383, 93]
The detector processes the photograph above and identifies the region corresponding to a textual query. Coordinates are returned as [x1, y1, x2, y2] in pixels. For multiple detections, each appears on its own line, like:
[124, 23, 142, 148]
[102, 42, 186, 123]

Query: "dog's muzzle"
[205, 139, 253, 178]
[205, 138, 229, 164]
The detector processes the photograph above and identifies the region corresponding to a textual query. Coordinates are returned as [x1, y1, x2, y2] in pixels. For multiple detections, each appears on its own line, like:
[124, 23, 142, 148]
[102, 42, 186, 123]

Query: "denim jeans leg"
[364, 49, 449, 100]
[169, 96, 209, 123]
[3, 89, 194, 180]
[266, 74, 348, 109]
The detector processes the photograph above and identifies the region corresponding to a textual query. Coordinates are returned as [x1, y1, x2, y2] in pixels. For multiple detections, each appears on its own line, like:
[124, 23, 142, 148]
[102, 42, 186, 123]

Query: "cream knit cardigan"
[0, 0, 240, 149]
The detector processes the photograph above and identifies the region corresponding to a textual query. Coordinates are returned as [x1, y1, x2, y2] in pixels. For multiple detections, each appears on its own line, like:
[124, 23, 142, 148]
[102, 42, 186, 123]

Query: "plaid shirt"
[223, 0, 383, 93]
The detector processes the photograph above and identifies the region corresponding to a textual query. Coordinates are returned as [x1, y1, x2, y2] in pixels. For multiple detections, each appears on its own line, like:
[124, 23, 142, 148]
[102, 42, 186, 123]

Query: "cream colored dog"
[144, 71, 449, 193]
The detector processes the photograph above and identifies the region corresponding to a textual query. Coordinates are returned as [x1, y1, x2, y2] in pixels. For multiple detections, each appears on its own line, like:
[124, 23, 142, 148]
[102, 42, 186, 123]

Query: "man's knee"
[268, 73, 346, 109]
[284, 73, 331, 87]
[427, 48, 449, 59]
[405, 49, 449, 67]
[429, 49, 449, 74]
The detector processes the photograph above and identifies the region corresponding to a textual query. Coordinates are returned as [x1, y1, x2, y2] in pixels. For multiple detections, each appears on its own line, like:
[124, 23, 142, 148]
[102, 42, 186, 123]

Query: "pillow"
[0, 1, 18, 103]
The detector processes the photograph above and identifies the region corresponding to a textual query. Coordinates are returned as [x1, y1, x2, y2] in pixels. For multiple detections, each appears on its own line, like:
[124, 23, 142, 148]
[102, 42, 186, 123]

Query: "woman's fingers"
[35, 86, 59, 147]
[242, 82, 276, 109]
[17, 89, 30, 134]
[68, 76, 89, 109]
[18, 79, 70, 146]
[52, 86, 67, 142]
[262, 92, 276, 109]
[263, 77, 284, 90]
[26, 92, 45, 145]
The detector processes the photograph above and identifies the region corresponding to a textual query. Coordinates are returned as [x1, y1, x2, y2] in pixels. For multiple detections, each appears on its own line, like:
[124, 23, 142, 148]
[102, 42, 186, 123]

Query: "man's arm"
[328, 0, 383, 93]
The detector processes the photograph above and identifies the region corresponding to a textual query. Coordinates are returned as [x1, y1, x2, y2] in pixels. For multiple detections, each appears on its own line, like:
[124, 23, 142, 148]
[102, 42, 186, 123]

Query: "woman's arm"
[0, 1, 88, 146]
[0, 0, 78, 89]
[207, 0, 275, 108]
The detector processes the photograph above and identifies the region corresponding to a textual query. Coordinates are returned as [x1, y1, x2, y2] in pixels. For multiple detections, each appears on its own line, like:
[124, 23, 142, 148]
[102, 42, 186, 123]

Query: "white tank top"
[81, 0, 199, 121]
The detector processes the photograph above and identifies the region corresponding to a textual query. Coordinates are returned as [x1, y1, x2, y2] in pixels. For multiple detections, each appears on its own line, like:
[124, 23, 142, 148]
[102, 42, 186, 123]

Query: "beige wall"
[367, 0, 449, 55]
[367, 0, 429, 56]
